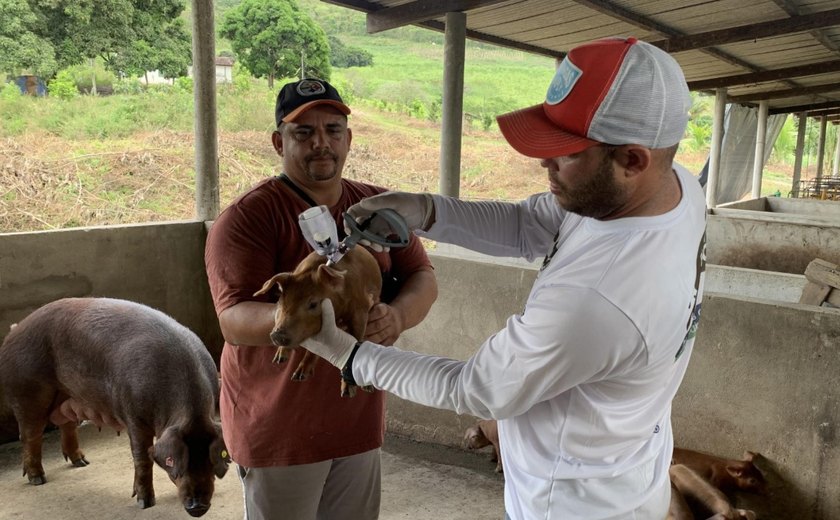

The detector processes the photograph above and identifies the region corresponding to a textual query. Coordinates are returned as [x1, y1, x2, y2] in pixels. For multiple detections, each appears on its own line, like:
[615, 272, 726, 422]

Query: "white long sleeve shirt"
[353, 164, 707, 519]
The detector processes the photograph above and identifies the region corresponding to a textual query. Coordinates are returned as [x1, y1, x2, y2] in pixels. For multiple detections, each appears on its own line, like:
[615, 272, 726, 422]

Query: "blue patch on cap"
[546, 58, 582, 105]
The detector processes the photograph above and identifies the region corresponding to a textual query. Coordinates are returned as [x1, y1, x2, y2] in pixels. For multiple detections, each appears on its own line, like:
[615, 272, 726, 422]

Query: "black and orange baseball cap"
[275, 78, 351, 126]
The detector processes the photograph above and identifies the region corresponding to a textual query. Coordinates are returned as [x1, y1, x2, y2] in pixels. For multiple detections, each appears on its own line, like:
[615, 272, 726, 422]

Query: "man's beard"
[303, 152, 339, 181]
[554, 150, 627, 219]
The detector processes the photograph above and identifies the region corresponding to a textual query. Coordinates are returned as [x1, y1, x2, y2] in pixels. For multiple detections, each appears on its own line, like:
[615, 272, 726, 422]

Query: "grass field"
[0, 0, 817, 233]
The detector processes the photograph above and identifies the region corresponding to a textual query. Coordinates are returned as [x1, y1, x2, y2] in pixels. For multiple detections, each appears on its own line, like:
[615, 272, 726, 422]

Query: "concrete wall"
[706, 264, 806, 303]
[3, 224, 840, 517]
[392, 253, 840, 519]
[672, 294, 840, 519]
[721, 197, 840, 218]
[707, 202, 840, 274]
[387, 251, 539, 444]
[0, 222, 223, 443]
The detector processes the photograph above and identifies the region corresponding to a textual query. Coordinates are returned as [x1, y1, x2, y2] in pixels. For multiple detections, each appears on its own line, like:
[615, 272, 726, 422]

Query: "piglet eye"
[308, 300, 319, 310]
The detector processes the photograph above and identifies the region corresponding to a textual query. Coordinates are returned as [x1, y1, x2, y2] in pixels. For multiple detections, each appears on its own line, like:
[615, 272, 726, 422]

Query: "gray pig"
[0, 297, 229, 517]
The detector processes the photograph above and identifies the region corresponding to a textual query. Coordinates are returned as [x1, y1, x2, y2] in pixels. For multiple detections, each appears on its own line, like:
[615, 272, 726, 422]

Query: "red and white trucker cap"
[497, 37, 690, 159]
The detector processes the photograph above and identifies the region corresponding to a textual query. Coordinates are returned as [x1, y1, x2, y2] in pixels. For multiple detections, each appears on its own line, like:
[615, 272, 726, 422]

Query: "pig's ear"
[253, 273, 290, 297]
[209, 423, 230, 479]
[317, 264, 347, 289]
[149, 427, 188, 479]
[743, 451, 759, 461]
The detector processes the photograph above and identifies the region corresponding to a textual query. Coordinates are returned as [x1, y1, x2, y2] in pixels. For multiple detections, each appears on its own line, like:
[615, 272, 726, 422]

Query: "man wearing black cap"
[204, 78, 438, 520]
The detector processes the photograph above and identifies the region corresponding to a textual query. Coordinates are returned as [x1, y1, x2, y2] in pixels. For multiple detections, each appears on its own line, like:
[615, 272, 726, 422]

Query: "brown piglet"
[672, 448, 767, 495]
[0, 298, 230, 517]
[669, 463, 757, 520]
[463, 419, 503, 473]
[254, 246, 382, 397]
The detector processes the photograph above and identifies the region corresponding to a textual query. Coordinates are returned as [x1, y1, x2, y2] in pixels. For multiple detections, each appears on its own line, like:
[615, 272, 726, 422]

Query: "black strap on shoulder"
[278, 173, 347, 241]
[278, 173, 319, 208]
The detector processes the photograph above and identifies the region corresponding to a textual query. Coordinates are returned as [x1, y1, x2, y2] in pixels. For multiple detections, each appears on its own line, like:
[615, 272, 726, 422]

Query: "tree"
[328, 35, 373, 68]
[0, 0, 57, 77]
[220, 0, 331, 89]
[107, 17, 192, 81]
[24, 0, 190, 89]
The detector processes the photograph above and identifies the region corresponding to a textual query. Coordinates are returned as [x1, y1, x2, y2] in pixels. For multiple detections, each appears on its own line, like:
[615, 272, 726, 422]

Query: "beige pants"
[237, 448, 381, 520]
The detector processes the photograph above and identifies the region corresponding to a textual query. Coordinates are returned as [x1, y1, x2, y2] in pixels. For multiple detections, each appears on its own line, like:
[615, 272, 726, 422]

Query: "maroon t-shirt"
[205, 176, 432, 467]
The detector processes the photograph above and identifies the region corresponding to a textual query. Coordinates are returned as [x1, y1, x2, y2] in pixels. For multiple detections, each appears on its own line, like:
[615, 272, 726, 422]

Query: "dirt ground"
[0, 423, 505, 519]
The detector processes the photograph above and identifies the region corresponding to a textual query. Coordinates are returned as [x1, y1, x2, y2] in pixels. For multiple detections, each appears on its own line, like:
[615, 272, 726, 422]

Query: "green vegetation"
[2, 0, 838, 233]
[220, 0, 331, 87]
[0, 0, 190, 82]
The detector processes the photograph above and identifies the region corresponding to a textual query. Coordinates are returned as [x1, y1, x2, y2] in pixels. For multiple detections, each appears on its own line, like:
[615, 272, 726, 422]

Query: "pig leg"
[128, 429, 156, 509]
[666, 482, 693, 519]
[8, 386, 56, 485]
[58, 421, 89, 467]
[670, 464, 737, 519]
[273, 346, 292, 364]
[292, 350, 318, 381]
[18, 416, 49, 485]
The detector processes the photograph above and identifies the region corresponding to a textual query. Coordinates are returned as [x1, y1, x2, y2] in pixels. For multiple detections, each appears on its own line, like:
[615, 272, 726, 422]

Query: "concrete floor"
[0, 423, 505, 519]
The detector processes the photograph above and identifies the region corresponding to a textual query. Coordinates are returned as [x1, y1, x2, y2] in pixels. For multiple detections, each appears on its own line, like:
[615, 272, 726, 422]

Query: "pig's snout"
[184, 497, 210, 517]
[270, 328, 293, 347]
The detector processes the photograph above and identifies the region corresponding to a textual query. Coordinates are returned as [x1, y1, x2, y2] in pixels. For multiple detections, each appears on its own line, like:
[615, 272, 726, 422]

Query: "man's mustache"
[306, 152, 338, 162]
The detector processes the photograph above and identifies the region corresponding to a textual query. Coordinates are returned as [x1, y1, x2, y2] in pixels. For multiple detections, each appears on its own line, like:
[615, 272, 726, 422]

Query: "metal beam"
[804, 108, 840, 118]
[572, 0, 679, 38]
[323, 0, 562, 58]
[572, 0, 767, 75]
[769, 100, 840, 115]
[366, 0, 508, 34]
[419, 19, 561, 59]
[650, 8, 840, 53]
[728, 82, 840, 103]
[768, 0, 840, 54]
[687, 60, 840, 91]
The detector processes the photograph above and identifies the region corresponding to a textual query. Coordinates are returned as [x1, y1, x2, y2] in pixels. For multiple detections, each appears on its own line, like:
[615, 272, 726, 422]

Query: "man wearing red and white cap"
[301, 38, 707, 519]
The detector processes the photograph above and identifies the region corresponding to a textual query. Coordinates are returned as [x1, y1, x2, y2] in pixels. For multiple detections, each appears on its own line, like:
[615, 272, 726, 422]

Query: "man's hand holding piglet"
[364, 303, 403, 346]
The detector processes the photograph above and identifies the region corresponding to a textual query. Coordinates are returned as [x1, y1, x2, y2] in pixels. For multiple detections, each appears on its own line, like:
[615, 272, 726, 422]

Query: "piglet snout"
[270, 328, 292, 346]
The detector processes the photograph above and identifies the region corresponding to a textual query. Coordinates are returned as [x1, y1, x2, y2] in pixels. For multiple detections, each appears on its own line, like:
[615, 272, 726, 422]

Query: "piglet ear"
[726, 464, 745, 478]
[317, 264, 347, 289]
[149, 427, 188, 479]
[254, 273, 289, 297]
[743, 451, 759, 461]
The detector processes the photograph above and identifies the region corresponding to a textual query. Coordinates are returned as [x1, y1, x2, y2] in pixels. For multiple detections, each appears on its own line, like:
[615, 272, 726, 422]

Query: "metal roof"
[324, 0, 840, 119]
